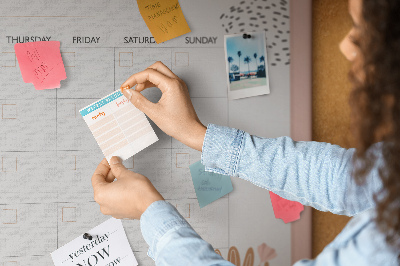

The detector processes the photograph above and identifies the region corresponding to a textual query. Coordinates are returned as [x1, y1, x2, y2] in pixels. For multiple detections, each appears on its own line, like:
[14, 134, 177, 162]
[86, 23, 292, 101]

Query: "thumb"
[92, 159, 111, 189]
[109, 156, 129, 179]
[122, 88, 155, 116]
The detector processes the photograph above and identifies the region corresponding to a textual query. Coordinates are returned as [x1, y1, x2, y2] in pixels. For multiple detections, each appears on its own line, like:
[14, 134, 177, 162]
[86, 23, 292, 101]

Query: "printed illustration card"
[80, 90, 158, 162]
[51, 218, 138, 266]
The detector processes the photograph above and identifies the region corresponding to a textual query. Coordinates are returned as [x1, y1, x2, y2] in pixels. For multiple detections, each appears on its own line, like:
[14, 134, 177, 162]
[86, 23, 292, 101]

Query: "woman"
[91, 0, 400, 264]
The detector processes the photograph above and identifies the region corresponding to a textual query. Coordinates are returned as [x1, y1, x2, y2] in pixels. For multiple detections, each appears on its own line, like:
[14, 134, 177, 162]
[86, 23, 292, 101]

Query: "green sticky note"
[189, 160, 233, 208]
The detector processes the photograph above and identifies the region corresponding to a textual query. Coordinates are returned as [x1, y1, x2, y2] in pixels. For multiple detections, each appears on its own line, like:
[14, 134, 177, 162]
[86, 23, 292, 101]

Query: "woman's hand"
[120, 61, 206, 151]
[91, 157, 164, 220]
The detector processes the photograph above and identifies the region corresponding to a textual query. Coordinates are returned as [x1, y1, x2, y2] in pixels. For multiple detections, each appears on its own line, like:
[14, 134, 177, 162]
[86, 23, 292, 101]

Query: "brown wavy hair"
[350, 0, 400, 253]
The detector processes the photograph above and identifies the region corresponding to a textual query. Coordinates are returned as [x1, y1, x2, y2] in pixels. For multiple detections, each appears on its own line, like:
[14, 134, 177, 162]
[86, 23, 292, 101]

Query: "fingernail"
[124, 89, 133, 100]
[120, 85, 130, 92]
[110, 156, 122, 165]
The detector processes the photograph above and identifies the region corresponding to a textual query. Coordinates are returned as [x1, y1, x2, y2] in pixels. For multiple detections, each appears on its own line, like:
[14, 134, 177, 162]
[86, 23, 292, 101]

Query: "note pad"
[80, 91, 158, 162]
[189, 160, 233, 208]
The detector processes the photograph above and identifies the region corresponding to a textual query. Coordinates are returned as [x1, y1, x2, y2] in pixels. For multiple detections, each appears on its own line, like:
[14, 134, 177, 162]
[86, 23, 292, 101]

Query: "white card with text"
[51, 218, 138, 266]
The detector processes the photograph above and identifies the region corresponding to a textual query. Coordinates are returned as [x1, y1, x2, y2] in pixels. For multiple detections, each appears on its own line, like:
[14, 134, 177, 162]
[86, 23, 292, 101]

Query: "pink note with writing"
[14, 41, 66, 90]
[269, 191, 304, 223]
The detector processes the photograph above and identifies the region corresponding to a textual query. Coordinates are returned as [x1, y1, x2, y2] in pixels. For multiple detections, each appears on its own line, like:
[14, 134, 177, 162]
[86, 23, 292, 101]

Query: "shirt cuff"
[140, 200, 192, 260]
[201, 124, 245, 176]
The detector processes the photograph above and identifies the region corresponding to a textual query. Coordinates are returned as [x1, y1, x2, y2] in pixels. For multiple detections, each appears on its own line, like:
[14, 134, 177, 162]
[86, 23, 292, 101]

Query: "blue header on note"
[80, 91, 123, 117]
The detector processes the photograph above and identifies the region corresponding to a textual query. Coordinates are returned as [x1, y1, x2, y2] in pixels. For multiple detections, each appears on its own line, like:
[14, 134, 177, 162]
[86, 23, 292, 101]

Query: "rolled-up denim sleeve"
[140, 200, 233, 265]
[201, 124, 382, 216]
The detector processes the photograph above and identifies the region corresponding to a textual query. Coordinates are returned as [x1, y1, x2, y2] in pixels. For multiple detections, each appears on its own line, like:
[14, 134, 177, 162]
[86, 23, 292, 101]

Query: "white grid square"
[61, 52, 75, 67]
[2, 104, 17, 119]
[4, 261, 18, 266]
[175, 52, 189, 67]
[119, 52, 133, 67]
[2, 209, 17, 224]
[2, 157, 17, 172]
[1, 52, 16, 67]
[176, 153, 190, 168]
[62, 207, 76, 222]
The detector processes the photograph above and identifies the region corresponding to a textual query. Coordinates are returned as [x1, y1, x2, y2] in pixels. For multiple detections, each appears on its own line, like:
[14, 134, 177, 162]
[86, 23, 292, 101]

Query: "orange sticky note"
[269, 191, 304, 223]
[14, 41, 66, 90]
[137, 0, 191, 43]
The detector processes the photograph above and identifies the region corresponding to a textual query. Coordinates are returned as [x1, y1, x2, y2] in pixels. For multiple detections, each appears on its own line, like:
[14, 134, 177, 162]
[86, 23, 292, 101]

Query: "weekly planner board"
[0, 0, 299, 265]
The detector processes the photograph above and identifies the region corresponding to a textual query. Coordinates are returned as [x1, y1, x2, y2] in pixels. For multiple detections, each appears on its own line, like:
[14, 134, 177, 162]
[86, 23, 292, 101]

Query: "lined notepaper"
[80, 90, 158, 162]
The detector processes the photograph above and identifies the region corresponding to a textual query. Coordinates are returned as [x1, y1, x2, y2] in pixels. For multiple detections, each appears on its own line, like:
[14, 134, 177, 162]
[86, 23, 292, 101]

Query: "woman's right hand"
[120, 61, 207, 151]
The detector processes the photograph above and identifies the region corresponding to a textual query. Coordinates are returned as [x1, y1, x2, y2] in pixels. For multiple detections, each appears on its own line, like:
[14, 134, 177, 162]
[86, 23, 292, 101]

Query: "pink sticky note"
[269, 191, 304, 223]
[257, 243, 277, 264]
[14, 41, 66, 90]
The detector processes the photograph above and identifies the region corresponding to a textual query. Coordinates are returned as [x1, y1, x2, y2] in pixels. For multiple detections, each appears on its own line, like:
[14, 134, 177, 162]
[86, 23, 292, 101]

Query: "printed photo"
[224, 31, 270, 100]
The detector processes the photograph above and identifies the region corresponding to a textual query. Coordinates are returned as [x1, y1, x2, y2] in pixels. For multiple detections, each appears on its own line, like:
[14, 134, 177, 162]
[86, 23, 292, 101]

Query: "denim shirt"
[140, 124, 399, 265]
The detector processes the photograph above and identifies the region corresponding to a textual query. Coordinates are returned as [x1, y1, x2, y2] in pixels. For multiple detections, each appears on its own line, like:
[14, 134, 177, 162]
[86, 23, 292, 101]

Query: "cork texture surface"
[312, 0, 353, 257]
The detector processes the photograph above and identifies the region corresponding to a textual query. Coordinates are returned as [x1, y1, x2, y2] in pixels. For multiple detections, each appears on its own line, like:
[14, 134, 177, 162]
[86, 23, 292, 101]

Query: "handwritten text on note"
[137, 0, 191, 43]
[189, 160, 233, 208]
[269, 192, 304, 223]
[14, 41, 66, 90]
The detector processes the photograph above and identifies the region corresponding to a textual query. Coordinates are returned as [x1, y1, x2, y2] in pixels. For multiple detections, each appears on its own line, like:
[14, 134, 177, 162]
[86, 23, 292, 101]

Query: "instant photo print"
[224, 31, 270, 100]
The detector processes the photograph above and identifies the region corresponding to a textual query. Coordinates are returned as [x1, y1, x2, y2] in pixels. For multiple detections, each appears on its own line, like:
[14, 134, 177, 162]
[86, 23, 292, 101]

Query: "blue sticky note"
[189, 160, 233, 208]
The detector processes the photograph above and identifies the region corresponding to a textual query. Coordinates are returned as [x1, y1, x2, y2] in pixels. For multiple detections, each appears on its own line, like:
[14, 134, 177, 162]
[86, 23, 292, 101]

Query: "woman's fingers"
[135, 81, 156, 92]
[118, 61, 205, 151]
[91, 159, 110, 194]
[121, 88, 158, 117]
[147, 61, 177, 79]
[105, 168, 116, 183]
[120, 68, 173, 93]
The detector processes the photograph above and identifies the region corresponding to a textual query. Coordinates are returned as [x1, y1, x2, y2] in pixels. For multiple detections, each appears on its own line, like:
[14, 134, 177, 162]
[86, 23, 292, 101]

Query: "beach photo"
[224, 31, 270, 99]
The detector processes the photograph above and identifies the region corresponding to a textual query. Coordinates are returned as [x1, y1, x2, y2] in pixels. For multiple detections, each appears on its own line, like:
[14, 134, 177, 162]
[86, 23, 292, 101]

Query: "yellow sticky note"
[137, 0, 191, 43]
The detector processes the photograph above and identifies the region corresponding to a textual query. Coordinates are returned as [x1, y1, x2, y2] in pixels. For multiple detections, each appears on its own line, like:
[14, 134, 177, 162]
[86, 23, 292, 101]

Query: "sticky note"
[189, 160, 233, 208]
[14, 41, 66, 90]
[51, 218, 138, 266]
[137, 0, 191, 43]
[269, 192, 304, 223]
[80, 90, 158, 162]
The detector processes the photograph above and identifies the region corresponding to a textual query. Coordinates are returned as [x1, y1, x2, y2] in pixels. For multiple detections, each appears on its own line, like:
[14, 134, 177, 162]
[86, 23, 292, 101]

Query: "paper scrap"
[51, 218, 138, 266]
[14, 41, 66, 90]
[189, 160, 233, 208]
[80, 90, 158, 162]
[257, 243, 277, 264]
[137, 0, 191, 43]
[269, 192, 304, 223]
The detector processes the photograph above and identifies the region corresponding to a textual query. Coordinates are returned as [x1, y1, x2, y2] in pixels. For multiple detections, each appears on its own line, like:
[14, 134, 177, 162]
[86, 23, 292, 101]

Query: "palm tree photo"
[237, 51, 242, 76]
[226, 32, 268, 91]
[227, 56, 234, 73]
[231, 64, 239, 72]
[253, 53, 258, 73]
[244, 56, 252, 77]
[260, 55, 265, 71]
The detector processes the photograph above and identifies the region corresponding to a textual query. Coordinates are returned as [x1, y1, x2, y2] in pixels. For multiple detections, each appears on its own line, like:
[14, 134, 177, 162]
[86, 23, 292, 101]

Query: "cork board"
[312, 0, 353, 257]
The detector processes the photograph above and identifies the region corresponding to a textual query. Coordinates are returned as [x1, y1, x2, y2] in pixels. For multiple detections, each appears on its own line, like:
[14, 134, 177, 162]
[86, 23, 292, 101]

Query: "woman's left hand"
[91, 156, 164, 220]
